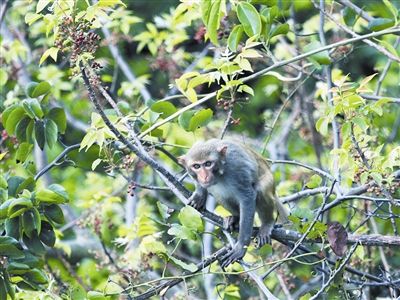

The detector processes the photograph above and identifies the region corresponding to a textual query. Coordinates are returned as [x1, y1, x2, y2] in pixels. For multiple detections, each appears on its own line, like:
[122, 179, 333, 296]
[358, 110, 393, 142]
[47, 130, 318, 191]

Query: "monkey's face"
[189, 160, 218, 188]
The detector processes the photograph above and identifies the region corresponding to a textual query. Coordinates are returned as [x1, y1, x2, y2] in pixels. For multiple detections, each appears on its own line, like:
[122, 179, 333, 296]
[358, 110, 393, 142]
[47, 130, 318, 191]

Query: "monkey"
[179, 139, 288, 267]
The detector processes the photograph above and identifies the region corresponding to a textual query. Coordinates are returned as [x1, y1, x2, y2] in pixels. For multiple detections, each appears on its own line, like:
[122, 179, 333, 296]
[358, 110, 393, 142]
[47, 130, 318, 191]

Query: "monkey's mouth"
[200, 180, 214, 188]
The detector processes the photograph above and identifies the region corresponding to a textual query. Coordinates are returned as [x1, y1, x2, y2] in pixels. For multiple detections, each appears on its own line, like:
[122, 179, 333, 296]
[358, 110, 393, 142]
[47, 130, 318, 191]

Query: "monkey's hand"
[223, 216, 239, 232]
[255, 223, 273, 248]
[219, 243, 247, 268]
[188, 193, 206, 211]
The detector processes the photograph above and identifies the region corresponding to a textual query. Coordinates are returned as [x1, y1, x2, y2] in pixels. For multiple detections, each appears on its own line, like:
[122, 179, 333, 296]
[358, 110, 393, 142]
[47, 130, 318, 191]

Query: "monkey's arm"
[220, 189, 256, 268]
[188, 183, 208, 210]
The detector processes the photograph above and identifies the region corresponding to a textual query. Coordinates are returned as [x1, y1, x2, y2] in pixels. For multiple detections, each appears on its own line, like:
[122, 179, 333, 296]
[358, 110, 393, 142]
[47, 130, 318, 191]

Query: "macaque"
[179, 139, 288, 267]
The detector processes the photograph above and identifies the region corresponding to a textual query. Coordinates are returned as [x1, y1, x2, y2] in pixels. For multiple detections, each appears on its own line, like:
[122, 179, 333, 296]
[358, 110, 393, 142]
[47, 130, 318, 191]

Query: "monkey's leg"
[256, 193, 275, 248]
[220, 190, 256, 268]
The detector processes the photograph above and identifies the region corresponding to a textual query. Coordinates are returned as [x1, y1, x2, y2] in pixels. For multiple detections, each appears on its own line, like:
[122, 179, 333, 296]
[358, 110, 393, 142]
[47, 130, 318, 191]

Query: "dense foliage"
[0, 0, 399, 299]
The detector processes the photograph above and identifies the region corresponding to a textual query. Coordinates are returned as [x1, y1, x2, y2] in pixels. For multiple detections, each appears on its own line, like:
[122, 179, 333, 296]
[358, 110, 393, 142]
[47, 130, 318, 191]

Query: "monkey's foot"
[223, 216, 239, 232]
[219, 244, 246, 268]
[188, 195, 206, 211]
[256, 224, 273, 248]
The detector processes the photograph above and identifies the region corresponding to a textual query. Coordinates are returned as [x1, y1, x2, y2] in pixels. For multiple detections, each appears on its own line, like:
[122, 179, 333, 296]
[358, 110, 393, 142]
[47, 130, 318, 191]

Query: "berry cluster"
[217, 99, 235, 110]
[127, 182, 136, 197]
[55, 17, 101, 76]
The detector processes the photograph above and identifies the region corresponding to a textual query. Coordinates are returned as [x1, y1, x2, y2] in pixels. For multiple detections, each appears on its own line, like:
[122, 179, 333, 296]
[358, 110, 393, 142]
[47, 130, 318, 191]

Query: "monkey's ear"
[178, 155, 186, 166]
[217, 145, 228, 156]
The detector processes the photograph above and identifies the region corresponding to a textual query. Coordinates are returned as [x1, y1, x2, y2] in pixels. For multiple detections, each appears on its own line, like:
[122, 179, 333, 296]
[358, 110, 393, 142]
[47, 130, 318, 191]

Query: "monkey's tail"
[275, 194, 289, 223]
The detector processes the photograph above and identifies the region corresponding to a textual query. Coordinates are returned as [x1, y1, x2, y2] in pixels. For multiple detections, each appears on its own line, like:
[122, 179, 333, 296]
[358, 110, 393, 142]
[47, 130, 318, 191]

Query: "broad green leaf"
[1, 105, 18, 127]
[352, 117, 368, 131]
[48, 107, 67, 134]
[151, 101, 177, 118]
[305, 174, 322, 188]
[202, 0, 225, 45]
[140, 123, 163, 138]
[15, 177, 34, 195]
[26, 82, 38, 98]
[269, 23, 289, 38]
[16, 142, 33, 164]
[15, 117, 31, 142]
[7, 176, 25, 197]
[178, 110, 196, 131]
[169, 255, 197, 272]
[91, 158, 102, 171]
[22, 210, 37, 238]
[188, 109, 213, 131]
[36, 184, 68, 204]
[98, 0, 125, 7]
[44, 204, 64, 224]
[383, 0, 398, 23]
[8, 198, 33, 218]
[34, 120, 46, 150]
[237, 2, 262, 37]
[342, 7, 357, 27]
[0, 236, 24, 259]
[0, 199, 13, 219]
[368, 18, 395, 31]
[0, 68, 8, 86]
[5, 217, 20, 239]
[22, 98, 44, 118]
[24, 268, 48, 284]
[39, 47, 59, 65]
[45, 119, 58, 148]
[228, 25, 244, 51]
[87, 291, 107, 300]
[167, 224, 196, 240]
[316, 116, 329, 135]
[31, 81, 51, 98]
[25, 12, 42, 25]
[179, 206, 203, 231]
[23, 233, 46, 255]
[5, 106, 26, 135]
[304, 41, 331, 65]
[36, 0, 51, 13]
[39, 221, 56, 247]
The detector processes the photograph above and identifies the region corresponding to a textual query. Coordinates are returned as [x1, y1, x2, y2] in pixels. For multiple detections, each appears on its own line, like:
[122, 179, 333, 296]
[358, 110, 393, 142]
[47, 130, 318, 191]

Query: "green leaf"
[0, 68, 8, 86]
[44, 204, 65, 224]
[202, 0, 225, 45]
[15, 117, 31, 142]
[25, 12, 42, 25]
[169, 255, 197, 272]
[342, 7, 357, 27]
[25, 82, 38, 98]
[269, 23, 289, 38]
[368, 18, 395, 31]
[36, 184, 68, 204]
[87, 291, 107, 300]
[5, 106, 26, 135]
[237, 2, 262, 37]
[7, 176, 25, 197]
[228, 25, 244, 51]
[98, 0, 125, 7]
[45, 119, 58, 148]
[305, 174, 322, 188]
[5, 217, 20, 239]
[34, 120, 46, 150]
[8, 198, 33, 218]
[22, 98, 44, 118]
[352, 117, 368, 132]
[0, 236, 24, 259]
[16, 143, 33, 164]
[24, 268, 48, 284]
[178, 110, 196, 131]
[31, 81, 51, 98]
[39, 221, 56, 247]
[304, 41, 331, 65]
[15, 177, 34, 195]
[188, 109, 213, 131]
[22, 210, 37, 238]
[36, 0, 51, 13]
[39, 47, 59, 65]
[383, 0, 398, 23]
[178, 206, 203, 232]
[167, 224, 196, 240]
[316, 117, 329, 135]
[23, 233, 46, 255]
[151, 101, 177, 118]
[48, 107, 67, 134]
[0, 199, 13, 219]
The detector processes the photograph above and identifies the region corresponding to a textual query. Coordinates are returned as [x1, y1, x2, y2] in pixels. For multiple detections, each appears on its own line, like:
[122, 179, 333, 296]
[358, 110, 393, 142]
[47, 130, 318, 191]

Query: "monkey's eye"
[192, 164, 201, 170]
[204, 161, 213, 167]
